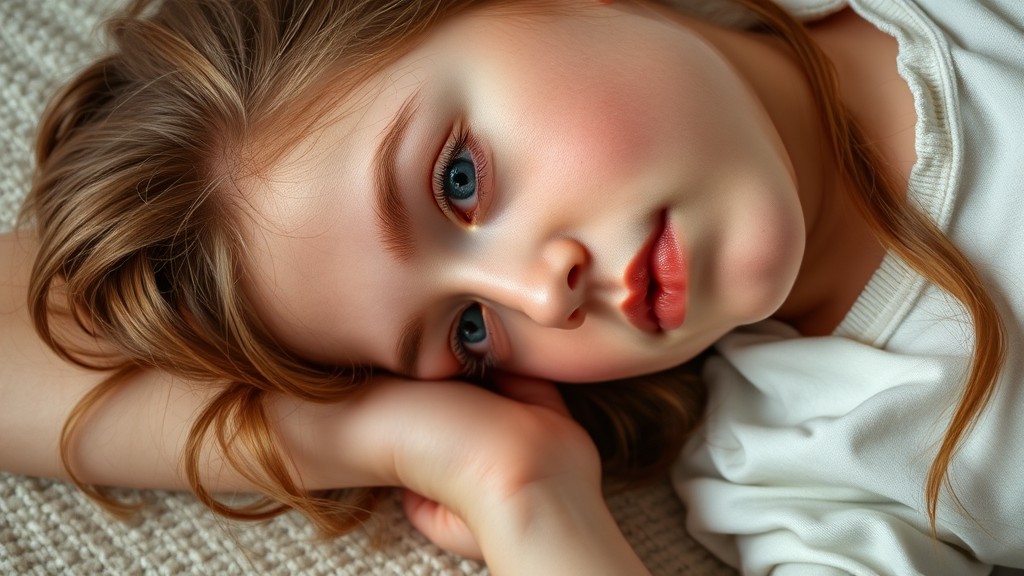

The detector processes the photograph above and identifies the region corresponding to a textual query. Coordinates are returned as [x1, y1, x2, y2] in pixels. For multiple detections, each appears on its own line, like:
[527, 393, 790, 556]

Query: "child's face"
[241, 1, 806, 383]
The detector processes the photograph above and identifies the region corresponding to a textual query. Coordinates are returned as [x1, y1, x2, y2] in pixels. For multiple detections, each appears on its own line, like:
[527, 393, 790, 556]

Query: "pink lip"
[621, 211, 688, 333]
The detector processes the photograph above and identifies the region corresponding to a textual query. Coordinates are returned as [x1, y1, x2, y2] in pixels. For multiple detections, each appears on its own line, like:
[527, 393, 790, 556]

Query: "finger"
[402, 489, 483, 560]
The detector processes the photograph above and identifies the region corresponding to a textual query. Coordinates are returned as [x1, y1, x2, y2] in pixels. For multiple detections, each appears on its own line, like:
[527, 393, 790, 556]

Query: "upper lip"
[620, 211, 666, 333]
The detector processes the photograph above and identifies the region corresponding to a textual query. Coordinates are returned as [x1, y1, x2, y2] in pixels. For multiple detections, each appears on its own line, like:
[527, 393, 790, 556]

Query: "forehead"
[236, 8, 486, 367]
[239, 79, 417, 368]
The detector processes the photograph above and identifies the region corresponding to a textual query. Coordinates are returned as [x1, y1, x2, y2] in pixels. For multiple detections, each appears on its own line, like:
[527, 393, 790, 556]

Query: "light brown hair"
[22, 0, 1002, 539]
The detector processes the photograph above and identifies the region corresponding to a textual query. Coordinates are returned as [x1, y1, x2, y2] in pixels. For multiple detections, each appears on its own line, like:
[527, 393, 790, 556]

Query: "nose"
[531, 237, 589, 327]
[476, 236, 589, 329]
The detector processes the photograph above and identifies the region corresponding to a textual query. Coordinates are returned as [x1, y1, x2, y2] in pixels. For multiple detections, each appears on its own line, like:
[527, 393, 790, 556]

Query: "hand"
[280, 371, 599, 513]
[382, 375, 648, 575]
[289, 374, 647, 574]
[398, 375, 583, 560]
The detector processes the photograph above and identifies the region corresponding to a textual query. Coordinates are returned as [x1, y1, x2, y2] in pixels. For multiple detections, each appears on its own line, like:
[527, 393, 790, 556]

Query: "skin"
[241, 0, 834, 384]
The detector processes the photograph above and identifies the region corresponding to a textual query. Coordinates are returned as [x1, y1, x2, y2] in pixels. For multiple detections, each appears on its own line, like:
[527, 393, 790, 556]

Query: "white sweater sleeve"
[671, 322, 998, 576]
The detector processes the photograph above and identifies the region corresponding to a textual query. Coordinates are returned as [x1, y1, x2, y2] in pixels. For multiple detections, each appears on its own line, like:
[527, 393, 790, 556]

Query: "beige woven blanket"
[0, 0, 733, 573]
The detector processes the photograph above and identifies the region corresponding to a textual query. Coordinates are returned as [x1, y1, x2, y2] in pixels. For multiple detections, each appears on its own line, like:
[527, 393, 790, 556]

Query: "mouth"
[620, 210, 688, 333]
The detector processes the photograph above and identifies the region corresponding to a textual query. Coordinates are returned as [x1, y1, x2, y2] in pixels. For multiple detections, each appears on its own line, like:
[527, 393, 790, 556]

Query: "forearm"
[1, 351, 385, 493]
[0, 230, 384, 493]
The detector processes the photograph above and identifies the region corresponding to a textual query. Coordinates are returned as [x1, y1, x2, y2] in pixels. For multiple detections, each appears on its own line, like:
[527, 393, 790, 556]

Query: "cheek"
[476, 47, 663, 192]
[714, 182, 806, 320]
[501, 320, 659, 382]
[511, 341, 640, 382]
[546, 84, 655, 170]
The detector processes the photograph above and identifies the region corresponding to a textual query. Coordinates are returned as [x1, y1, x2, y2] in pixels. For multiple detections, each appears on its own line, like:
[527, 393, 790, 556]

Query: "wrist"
[472, 481, 649, 576]
[268, 391, 390, 490]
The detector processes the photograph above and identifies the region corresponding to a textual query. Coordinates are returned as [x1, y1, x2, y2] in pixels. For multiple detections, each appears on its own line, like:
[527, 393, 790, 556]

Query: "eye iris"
[446, 157, 476, 200]
[458, 304, 487, 344]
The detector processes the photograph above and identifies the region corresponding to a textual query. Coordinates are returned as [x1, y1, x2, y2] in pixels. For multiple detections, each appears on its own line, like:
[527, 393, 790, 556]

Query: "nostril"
[567, 265, 581, 290]
[568, 309, 581, 323]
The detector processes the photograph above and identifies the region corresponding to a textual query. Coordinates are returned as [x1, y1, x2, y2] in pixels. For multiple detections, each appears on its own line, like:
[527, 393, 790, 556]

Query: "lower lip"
[622, 211, 688, 332]
[651, 215, 687, 330]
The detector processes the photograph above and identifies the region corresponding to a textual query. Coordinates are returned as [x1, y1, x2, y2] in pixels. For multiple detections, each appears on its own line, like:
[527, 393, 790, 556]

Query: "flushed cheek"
[550, 82, 658, 169]
[475, 51, 666, 201]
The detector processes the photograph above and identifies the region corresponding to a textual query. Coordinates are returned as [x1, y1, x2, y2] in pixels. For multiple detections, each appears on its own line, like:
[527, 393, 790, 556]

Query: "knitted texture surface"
[0, 0, 734, 573]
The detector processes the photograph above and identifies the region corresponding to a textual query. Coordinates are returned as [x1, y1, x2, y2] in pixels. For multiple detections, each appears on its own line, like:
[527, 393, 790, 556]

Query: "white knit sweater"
[674, 1, 1024, 574]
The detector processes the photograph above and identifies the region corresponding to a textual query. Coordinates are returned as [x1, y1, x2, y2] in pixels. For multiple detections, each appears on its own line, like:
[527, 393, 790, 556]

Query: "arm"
[1, 230, 648, 575]
[0, 229, 389, 492]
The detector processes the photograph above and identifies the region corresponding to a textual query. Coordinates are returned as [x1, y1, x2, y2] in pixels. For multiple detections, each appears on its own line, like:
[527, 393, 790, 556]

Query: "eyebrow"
[373, 91, 421, 262]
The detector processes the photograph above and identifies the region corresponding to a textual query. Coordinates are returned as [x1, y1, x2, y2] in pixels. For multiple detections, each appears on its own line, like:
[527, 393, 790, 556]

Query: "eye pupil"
[446, 157, 476, 200]
[458, 304, 487, 344]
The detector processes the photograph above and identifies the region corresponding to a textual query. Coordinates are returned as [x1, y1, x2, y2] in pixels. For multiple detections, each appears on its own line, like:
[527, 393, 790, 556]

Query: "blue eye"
[457, 304, 487, 346]
[433, 129, 485, 223]
[451, 303, 492, 377]
[445, 152, 477, 202]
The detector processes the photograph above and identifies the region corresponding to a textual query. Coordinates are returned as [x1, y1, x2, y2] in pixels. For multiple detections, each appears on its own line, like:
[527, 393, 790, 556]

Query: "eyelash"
[451, 331, 494, 378]
[432, 126, 489, 224]
[450, 305, 496, 378]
